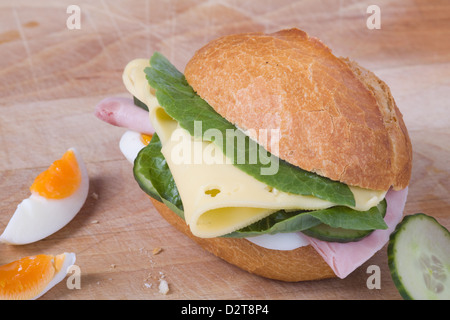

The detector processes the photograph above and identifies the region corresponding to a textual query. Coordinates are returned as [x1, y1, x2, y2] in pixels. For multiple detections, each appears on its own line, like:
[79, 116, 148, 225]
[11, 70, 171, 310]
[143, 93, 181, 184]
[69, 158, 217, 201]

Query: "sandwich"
[95, 28, 412, 281]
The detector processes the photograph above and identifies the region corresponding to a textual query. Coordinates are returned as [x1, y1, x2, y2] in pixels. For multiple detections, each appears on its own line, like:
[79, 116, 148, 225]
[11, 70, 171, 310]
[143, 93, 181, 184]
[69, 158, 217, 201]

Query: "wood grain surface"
[0, 0, 449, 300]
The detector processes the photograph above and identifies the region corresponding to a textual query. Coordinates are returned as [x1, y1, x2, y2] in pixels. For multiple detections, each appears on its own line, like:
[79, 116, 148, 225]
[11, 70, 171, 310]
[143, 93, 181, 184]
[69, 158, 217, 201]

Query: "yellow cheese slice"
[123, 59, 176, 144]
[122, 59, 387, 238]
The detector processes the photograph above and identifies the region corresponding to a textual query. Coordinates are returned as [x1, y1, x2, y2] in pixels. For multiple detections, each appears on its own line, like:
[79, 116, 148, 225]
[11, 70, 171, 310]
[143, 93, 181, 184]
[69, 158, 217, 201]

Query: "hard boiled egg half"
[0, 148, 89, 245]
[120, 130, 152, 163]
[0, 252, 76, 300]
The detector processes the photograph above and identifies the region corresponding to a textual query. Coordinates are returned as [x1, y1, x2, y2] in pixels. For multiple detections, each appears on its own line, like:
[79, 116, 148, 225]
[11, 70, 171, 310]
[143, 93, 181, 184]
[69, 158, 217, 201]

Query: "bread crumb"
[152, 247, 162, 255]
[91, 192, 99, 200]
[91, 220, 99, 224]
[158, 279, 169, 295]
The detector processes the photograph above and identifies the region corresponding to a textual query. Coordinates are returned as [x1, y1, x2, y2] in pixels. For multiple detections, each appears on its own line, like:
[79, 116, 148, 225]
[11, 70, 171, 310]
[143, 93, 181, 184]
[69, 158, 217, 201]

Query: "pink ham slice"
[94, 97, 155, 135]
[306, 187, 408, 278]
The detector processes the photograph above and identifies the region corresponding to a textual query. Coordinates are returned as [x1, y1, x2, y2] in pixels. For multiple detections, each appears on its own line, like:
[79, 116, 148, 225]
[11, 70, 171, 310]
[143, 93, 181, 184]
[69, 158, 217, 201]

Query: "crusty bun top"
[184, 28, 412, 191]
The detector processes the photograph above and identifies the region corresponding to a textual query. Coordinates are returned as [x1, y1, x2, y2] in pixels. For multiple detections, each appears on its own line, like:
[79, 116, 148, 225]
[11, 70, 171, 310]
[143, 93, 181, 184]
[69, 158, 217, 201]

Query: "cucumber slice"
[302, 199, 387, 243]
[388, 213, 450, 300]
[301, 224, 375, 243]
[133, 96, 149, 111]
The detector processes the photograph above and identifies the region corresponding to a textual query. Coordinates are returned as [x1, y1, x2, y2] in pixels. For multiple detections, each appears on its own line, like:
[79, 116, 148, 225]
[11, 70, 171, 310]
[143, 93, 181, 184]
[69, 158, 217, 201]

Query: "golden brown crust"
[150, 197, 335, 282]
[184, 28, 412, 191]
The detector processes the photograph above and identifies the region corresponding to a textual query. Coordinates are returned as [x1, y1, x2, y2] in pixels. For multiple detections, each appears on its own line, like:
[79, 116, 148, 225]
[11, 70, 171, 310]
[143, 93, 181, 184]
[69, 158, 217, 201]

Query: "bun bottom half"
[150, 197, 336, 282]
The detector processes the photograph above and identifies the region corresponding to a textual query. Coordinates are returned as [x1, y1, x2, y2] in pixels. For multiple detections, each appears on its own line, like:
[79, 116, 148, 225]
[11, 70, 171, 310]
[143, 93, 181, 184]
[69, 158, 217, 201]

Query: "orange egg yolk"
[0, 254, 60, 300]
[30, 150, 81, 199]
[140, 133, 153, 146]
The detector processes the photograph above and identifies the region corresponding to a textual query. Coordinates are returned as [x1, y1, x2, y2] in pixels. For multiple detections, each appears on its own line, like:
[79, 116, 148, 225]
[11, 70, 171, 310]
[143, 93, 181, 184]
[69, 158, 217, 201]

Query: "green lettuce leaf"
[223, 210, 322, 238]
[133, 133, 184, 219]
[225, 200, 387, 238]
[306, 200, 388, 231]
[144, 52, 355, 207]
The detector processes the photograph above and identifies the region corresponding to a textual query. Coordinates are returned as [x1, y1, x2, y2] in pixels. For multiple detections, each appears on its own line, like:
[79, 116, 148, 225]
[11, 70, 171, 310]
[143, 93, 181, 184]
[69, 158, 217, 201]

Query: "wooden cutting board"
[0, 0, 449, 300]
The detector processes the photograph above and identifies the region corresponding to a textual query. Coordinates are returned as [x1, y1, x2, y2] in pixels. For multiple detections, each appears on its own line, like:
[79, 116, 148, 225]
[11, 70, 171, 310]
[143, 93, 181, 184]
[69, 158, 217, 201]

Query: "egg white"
[120, 130, 147, 164]
[33, 252, 77, 300]
[245, 232, 309, 251]
[0, 148, 89, 245]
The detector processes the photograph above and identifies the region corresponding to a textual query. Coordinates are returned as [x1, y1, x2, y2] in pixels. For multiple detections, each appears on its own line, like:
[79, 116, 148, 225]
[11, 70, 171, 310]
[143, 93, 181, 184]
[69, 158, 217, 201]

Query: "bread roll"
[185, 28, 412, 191]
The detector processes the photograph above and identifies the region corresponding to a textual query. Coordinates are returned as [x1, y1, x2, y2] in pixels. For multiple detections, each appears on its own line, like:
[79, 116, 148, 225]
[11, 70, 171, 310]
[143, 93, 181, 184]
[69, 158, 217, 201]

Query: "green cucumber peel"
[388, 213, 450, 300]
